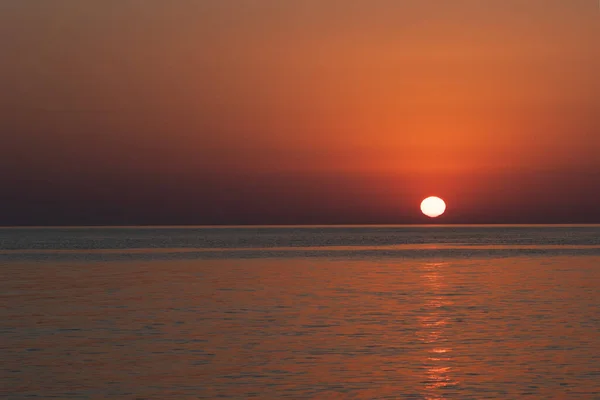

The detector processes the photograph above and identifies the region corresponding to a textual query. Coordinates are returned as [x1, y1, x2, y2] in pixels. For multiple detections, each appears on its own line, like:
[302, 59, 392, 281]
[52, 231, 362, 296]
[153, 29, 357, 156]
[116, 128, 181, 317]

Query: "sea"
[1, 225, 600, 399]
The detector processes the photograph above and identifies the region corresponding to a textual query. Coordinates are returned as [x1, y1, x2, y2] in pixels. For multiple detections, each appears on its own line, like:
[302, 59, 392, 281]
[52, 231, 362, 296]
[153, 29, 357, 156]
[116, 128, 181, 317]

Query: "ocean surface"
[2, 225, 600, 399]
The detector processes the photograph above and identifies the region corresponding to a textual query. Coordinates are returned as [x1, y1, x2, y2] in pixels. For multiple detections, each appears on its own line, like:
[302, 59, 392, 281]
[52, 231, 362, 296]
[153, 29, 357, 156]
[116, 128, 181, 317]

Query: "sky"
[1, 0, 599, 225]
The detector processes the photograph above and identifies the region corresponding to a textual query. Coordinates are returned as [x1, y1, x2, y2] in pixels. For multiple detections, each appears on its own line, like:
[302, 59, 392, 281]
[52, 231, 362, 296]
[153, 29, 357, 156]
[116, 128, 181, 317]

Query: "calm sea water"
[2, 226, 600, 399]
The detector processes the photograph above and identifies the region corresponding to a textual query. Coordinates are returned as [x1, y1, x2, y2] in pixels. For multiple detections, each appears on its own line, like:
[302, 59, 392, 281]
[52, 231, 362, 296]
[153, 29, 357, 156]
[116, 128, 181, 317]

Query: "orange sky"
[1, 1, 599, 224]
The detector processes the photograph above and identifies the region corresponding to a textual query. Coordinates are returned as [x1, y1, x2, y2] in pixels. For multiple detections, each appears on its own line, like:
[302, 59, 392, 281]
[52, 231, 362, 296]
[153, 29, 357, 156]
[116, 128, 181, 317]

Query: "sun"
[420, 196, 446, 218]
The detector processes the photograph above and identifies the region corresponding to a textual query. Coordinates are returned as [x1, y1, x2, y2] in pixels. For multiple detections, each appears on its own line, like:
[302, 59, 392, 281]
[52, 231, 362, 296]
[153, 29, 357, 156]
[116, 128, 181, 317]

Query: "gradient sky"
[1, 0, 599, 225]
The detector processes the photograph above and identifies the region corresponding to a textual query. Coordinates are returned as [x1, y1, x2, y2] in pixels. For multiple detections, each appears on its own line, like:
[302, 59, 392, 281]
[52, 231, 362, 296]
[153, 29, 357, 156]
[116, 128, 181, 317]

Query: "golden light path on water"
[419, 262, 458, 399]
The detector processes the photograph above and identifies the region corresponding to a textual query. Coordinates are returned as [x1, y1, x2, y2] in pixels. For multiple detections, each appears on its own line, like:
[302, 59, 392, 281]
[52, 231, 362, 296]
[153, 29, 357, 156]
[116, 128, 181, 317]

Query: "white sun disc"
[420, 196, 446, 218]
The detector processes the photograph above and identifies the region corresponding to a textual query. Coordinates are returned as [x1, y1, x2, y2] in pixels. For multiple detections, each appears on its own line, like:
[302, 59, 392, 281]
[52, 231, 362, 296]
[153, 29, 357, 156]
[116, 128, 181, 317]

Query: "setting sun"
[421, 197, 446, 218]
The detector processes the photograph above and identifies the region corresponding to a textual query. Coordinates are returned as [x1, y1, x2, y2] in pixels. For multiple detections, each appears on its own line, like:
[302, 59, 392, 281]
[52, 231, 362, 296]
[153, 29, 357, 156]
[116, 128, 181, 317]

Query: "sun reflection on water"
[419, 262, 459, 398]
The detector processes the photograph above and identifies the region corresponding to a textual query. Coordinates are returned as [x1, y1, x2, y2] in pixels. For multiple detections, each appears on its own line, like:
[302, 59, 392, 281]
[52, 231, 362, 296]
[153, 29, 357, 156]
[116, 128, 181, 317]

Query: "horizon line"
[2, 223, 600, 229]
